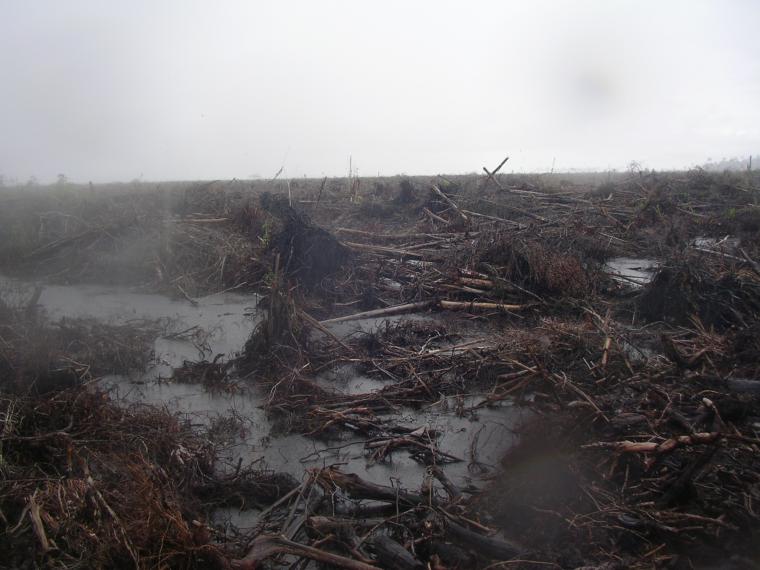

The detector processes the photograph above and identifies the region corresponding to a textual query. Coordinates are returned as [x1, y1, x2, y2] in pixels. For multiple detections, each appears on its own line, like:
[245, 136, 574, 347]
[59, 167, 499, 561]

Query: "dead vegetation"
[2, 167, 760, 568]
[0, 293, 302, 569]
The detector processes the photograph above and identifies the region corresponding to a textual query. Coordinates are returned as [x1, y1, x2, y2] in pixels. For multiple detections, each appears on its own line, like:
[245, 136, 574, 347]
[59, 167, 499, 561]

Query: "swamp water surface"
[604, 257, 659, 288]
[1, 277, 526, 528]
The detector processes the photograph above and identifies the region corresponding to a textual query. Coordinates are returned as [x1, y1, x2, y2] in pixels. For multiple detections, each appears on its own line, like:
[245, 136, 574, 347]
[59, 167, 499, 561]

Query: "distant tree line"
[701, 155, 757, 171]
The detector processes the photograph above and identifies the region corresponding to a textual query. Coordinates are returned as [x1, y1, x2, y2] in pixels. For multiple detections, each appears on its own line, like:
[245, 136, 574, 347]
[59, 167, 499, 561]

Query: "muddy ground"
[1, 168, 759, 569]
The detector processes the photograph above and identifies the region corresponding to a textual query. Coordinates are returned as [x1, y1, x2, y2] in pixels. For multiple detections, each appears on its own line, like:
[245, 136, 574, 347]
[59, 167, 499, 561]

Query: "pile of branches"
[240, 262, 760, 567]
[472, 306, 760, 568]
[0, 301, 314, 568]
[0, 386, 226, 569]
[0, 312, 161, 393]
[232, 465, 524, 570]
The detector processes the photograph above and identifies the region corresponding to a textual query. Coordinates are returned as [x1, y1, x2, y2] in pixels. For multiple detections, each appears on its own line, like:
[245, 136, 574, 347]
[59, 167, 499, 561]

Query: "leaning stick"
[319, 301, 436, 325]
[422, 207, 450, 225]
[482, 166, 505, 190]
[461, 209, 524, 227]
[430, 185, 468, 224]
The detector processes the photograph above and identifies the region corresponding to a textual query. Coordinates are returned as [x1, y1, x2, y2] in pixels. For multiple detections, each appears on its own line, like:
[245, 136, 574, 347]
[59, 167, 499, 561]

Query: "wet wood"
[371, 534, 423, 570]
[232, 534, 378, 570]
[446, 520, 522, 560]
[431, 185, 468, 224]
[320, 301, 435, 325]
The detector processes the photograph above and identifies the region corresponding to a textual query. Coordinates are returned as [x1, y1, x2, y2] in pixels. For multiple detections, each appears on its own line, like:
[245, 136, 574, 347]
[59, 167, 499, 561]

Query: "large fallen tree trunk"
[320, 469, 432, 507]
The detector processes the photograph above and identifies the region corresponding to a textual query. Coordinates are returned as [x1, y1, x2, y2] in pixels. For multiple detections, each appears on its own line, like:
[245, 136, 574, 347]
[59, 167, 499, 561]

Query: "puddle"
[105, 364, 524, 483]
[604, 257, 659, 288]
[315, 363, 390, 395]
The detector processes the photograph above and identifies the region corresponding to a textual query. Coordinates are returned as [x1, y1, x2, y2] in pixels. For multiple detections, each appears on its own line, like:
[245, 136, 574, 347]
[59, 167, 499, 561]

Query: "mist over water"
[1, 0, 758, 183]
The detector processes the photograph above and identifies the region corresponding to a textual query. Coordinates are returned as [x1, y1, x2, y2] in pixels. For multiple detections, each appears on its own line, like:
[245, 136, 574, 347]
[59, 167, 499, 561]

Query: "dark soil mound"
[261, 193, 350, 289]
[638, 260, 760, 329]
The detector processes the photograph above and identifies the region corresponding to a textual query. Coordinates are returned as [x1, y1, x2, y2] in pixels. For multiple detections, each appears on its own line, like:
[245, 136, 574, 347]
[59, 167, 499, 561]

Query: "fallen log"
[423, 207, 451, 225]
[342, 241, 427, 259]
[320, 301, 435, 325]
[335, 228, 462, 241]
[458, 277, 494, 288]
[320, 469, 431, 507]
[299, 309, 354, 351]
[232, 534, 378, 570]
[446, 520, 522, 560]
[370, 534, 423, 570]
[439, 300, 527, 313]
[461, 209, 525, 228]
[169, 217, 229, 224]
[430, 465, 462, 501]
[308, 516, 385, 534]
[319, 299, 529, 327]
[726, 377, 760, 395]
[583, 432, 721, 454]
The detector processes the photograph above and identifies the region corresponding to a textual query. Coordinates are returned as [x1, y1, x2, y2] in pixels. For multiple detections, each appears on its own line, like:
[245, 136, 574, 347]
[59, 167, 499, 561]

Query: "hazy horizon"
[2, 1, 758, 184]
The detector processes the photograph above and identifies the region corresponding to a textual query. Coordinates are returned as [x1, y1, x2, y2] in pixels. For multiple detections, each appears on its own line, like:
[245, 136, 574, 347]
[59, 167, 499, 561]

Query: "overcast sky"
[1, 1, 758, 183]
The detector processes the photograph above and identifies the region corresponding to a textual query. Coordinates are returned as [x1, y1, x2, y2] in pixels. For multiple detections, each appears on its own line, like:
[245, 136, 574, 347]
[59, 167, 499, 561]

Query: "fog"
[1, 0, 758, 183]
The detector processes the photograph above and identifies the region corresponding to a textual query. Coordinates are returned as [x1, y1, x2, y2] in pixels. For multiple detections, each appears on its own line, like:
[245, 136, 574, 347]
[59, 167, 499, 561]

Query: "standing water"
[0, 276, 526, 528]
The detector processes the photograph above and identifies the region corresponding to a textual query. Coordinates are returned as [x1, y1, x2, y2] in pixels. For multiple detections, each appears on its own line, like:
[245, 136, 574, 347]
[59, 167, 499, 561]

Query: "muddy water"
[1, 277, 525, 529]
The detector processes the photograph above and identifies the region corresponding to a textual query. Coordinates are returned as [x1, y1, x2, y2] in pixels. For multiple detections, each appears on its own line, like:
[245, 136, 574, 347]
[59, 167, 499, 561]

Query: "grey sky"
[1, 0, 758, 183]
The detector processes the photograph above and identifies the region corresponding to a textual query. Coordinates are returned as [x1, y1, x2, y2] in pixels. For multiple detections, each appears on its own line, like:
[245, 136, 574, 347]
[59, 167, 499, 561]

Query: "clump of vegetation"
[473, 233, 596, 297]
[0, 387, 226, 569]
[394, 178, 416, 204]
[638, 256, 760, 329]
